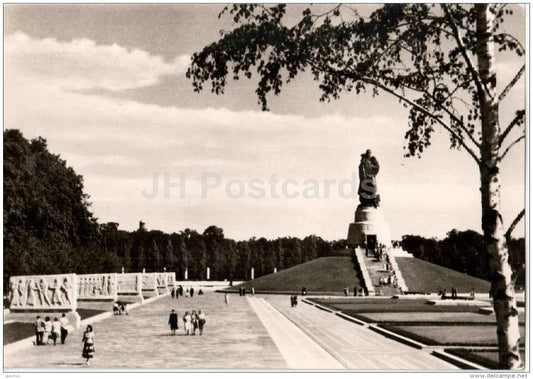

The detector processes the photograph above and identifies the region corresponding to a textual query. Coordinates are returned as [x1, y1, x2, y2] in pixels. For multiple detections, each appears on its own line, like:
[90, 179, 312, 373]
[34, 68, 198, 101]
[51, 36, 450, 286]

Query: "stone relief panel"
[142, 273, 158, 291]
[117, 273, 142, 295]
[8, 274, 77, 311]
[77, 273, 117, 300]
[166, 273, 176, 288]
[156, 273, 168, 288]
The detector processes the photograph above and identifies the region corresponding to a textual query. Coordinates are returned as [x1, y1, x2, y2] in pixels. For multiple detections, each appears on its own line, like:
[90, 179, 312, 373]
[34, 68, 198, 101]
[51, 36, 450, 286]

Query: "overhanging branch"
[498, 65, 525, 102]
[500, 135, 525, 160]
[365, 77, 481, 165]
[499, 110, 525, 146]
[505, 209, 525, 240]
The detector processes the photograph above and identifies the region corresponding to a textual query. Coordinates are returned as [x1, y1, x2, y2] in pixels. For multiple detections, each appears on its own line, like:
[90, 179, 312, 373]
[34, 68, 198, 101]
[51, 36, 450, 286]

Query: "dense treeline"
[402, 230, 526, 286]
[4, 129, 526, 292]
[100, 223, 333, 281]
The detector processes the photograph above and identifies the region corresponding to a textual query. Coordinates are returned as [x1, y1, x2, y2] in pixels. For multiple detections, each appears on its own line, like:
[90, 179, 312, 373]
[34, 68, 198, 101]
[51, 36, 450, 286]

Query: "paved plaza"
[5, 292, 458, 370]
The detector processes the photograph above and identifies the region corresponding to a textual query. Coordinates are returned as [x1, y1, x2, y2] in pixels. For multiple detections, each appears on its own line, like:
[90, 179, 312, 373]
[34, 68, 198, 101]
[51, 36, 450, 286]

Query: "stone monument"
[347, 149, 391, 248]
[7, 274, 81, 328]
[141, 273, 159, 298]
[77, 273, 118, 301]
[156, 272, 169, 295]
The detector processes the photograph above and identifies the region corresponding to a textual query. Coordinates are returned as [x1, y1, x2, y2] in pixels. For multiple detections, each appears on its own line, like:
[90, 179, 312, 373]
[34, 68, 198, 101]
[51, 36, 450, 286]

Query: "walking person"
[168, 309, 178, 335]
[60, 313, 69, 344]
[293, 295, 298, 307]
[198, 311, 206, 335]
[171, 288, 175, 299]
[183, 311, 192, 335]
[51, 317, 61, 345]
[190, 287, 194, 298]
[82, 325, 95, 365]
[35, 316, 45, 346]
[191, 311, 199, 335]
[44, 316, 53, 344]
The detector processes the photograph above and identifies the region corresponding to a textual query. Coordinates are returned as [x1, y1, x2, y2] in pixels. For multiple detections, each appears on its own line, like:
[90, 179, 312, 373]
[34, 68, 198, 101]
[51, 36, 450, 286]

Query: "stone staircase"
[354, 247, 402, 296]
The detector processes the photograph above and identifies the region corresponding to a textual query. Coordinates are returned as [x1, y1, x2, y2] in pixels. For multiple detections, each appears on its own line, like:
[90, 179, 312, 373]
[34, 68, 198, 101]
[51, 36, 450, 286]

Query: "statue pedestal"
[347, 204, 391, 248]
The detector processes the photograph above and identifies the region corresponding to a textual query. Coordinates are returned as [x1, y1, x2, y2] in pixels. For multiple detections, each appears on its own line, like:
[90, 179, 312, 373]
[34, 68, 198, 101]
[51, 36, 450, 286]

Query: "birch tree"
[187, 4, 525, 368]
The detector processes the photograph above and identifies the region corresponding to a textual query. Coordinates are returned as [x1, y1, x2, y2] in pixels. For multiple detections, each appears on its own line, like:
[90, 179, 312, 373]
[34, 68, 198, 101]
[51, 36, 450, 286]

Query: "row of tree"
[99, 223, 333, 281]
[402, 230, 525, 286]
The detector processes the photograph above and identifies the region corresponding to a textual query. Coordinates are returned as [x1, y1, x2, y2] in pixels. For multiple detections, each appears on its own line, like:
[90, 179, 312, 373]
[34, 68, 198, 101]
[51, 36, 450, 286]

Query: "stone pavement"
[247, 297, 344, 369]
[5, 291, 460, 371]
[4, 292, 286, 370]
[264, 295, 458, 370]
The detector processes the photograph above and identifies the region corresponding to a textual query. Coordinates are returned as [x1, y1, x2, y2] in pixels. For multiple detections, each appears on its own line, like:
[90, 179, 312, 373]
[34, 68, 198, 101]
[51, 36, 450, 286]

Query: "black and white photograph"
[2, 2, 529, 374]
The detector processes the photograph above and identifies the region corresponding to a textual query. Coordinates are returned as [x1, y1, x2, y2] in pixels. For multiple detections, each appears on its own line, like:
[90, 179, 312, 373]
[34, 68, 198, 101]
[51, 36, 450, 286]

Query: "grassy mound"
[226, 257, 362, 294]
[396, 257, 490, 293]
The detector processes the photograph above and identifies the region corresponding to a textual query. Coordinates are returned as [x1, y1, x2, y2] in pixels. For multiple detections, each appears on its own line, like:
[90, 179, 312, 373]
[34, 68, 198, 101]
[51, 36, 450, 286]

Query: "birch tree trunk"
[476, 4, 522, 369]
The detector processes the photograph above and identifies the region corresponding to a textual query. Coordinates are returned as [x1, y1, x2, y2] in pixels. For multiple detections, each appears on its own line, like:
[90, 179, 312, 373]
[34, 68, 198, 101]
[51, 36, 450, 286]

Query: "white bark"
[476, 4, 522, 369]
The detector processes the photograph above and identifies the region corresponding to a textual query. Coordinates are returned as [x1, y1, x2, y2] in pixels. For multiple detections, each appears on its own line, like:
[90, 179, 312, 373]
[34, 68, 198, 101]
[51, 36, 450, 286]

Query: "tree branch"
[500, 134, 525, 160]
[498, 65, 525, 102]
[320, 63, 483, 165]
[505, 209, 525, 240]
[442, 4, 486, 99]
[499, 110, 525, 146]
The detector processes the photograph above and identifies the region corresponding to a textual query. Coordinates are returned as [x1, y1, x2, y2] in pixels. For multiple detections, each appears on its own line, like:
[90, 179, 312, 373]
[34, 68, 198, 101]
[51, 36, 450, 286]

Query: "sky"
[3, 4, 527, 241]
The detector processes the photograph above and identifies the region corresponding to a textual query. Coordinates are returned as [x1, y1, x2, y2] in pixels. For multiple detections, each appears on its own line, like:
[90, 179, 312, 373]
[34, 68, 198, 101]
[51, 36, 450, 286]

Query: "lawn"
[3, 322, 34, 345]
[311, 297, 483, 313]
[350, 311, 526, 325]
[395, 257, 491, 293]
[378, 324, 526, 346]
[4, 308, 107, 345]
[227, 257, 363, 293]
[445, 348, 527, 369]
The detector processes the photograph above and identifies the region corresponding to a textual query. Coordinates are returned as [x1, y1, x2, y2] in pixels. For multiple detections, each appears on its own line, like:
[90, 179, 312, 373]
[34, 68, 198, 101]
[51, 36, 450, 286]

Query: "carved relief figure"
[107, 276, 114, 295]
[60, 277, 72, 305]
[49, 278, 63, 306]
[26, 278, 37, 306]
[9, 279, 20, 306]
[38, 278, 51, 306]
[102, 276, 108, 295]
[18, 279, 27, 306]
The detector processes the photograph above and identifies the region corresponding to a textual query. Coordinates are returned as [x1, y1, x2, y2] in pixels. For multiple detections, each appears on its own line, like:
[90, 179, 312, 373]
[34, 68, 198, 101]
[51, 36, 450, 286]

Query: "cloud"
[61, 153, 139, 168]
[4, 32, 189, 91]
[4, 33, 525, 240]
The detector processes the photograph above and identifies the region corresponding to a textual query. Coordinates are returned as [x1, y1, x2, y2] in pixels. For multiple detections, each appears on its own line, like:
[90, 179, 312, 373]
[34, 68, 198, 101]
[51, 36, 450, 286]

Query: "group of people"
[168, 309, 207, 336]
[171, 286, 204, 299]
[238, 287, 253, 296]
[289, 295, 298, 307]
[34, 314, 69, 346]
[439, 287, 476, 300]
[113, 300, 129, 315]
